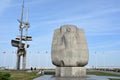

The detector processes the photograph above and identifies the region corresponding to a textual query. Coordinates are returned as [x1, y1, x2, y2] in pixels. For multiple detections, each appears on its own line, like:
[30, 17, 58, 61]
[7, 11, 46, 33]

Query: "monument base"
[55, 67, 86, 77]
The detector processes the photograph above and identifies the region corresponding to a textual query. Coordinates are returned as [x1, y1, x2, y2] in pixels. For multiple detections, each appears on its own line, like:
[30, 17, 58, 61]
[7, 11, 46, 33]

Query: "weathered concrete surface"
[55, 67, 86, 77]
[51, 25, 89, 67]
[51, 25, 89, 77]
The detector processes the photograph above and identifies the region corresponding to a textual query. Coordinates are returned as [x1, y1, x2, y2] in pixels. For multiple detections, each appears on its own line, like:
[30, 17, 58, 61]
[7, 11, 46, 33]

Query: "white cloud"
[33, 7, 120, 31]
[38, 7, 120, 24]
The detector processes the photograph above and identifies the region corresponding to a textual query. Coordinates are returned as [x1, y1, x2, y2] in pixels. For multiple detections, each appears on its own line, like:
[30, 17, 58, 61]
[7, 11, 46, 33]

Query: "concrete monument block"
[51, 25, 89, 67]
[51, 24, 89, 77]
[56, 67, 86, 77]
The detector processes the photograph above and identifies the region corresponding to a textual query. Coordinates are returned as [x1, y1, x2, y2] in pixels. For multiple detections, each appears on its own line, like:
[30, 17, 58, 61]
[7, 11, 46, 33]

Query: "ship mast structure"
[11, 0, 32, 70]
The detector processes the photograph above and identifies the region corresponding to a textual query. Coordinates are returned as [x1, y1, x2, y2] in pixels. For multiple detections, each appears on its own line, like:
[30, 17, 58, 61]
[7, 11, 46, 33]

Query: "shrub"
[0, 72, 11, 80]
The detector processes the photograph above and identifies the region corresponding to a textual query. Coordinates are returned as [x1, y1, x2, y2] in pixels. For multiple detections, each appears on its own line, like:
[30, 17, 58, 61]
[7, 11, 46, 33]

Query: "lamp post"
[95, 51, 97, 69]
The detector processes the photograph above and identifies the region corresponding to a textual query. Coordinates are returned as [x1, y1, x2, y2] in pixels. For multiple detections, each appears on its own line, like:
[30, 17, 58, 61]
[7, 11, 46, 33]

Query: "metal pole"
[19, 0, 24, 49]
[95, 51, 97, 68]
[17, 0, 24, 70]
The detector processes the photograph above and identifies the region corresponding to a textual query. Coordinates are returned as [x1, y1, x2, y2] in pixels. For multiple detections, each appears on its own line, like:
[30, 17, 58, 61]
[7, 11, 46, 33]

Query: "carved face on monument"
[51, 25, 89, 67]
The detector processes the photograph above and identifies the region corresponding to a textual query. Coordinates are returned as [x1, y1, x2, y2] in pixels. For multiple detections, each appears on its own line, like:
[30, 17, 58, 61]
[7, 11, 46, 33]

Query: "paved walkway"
[33, 75, 120, 80]
[34, 70, 120, 80]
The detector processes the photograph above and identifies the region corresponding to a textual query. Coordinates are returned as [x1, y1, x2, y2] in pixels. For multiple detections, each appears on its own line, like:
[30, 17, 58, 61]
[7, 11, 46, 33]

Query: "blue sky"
[0, 0, 120, 68]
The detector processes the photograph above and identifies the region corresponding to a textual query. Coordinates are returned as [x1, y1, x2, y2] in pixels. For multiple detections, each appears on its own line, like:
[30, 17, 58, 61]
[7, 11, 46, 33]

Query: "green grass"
[0, 72, 10, 80]
[87, 71, 120, 80]
[87, 71, 120, 77]
[0, 71, 40, 80]
[109, 78, 120, 80]
[1, 70, 120, 80]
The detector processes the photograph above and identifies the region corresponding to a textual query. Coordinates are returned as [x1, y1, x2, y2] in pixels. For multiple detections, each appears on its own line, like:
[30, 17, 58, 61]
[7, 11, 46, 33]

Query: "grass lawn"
[109, 79, 120, 80]
[0, 70, 40, 80]
[1, 70, 120, 80]
[87, 71, 120, 77]
[87, 71, 120, 80]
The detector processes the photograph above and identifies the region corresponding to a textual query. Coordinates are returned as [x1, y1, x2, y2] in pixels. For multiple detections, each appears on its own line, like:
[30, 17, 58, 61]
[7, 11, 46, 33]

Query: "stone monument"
[51, 24, 89, 77]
